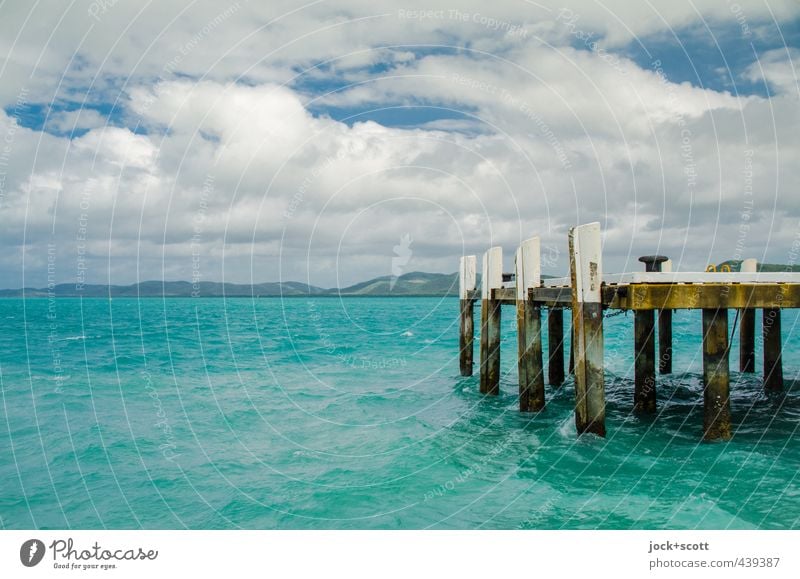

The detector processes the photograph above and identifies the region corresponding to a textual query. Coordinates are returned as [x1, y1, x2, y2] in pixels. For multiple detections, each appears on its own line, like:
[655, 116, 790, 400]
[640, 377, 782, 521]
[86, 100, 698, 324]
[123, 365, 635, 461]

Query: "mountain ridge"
[0, 271, 464, 298]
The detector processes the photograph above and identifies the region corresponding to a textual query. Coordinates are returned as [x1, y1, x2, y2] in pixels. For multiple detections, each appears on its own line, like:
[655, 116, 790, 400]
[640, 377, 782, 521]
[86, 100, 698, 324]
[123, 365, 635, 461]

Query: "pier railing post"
[516, 238, 544, 411]
[547, 308, 565, 387]
[459, 256, 477, 376]
[763, 307, 783, 391]
[480, 247, 503, 395]
[702, 308, 732, 441]
[569, 222, 605, 436]
[739, 258, 757, 373]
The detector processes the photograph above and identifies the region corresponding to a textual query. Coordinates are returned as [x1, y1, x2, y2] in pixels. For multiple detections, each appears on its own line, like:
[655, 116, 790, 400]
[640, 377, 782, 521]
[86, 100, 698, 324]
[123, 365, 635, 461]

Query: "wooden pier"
[458, 222, 800, 441]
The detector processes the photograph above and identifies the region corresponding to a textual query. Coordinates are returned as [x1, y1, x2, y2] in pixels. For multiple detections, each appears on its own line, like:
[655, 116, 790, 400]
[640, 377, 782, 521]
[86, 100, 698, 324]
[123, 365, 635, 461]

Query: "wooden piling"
[568, 326, 575, 375]
[639, 255, 672, 375]
[739, 258, 757, 373]
[516, 238, 544, 411]
[485, 298, 501, 396]
[634, 255, 661, 411]
[479, 297, 489, 391]
[460, 299, 475, 375]
[763, 307, 783, 391]
[739, 309, 756, 372]
[569, 222, 605, 436]
[634, 310, 657, 413]
[459, 256, 477, 377]
[517, 302, 527, 393]
[659, 258, 673, 374]
[480, 247, 503, 395]
[658, 310, 673, 374]
[547, 308, 565, 387]
[702, 308, 732, 441]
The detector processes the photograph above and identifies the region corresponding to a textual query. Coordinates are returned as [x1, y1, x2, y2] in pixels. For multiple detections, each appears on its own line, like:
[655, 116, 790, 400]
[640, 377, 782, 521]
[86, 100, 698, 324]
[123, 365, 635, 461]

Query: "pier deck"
[469, 280, 800, 309]
[458, 223, 799, 441]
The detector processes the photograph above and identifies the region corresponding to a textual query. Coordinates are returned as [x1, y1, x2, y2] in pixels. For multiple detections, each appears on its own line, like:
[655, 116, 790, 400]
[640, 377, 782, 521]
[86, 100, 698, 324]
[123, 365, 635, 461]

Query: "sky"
[0, 0, 798, 289]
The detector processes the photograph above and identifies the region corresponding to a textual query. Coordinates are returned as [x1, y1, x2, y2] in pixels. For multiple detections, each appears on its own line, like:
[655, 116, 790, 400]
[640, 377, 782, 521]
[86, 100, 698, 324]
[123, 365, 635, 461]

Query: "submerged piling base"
[480, 298, 501, 395]
[659, 309, 673, 374]
[459, 299, 474, 376]
[634, 310, 657, 412]
[702, 308, 732, 441]
[518, 301, 544, 411]
[739, 308, 755, 373]
[573, 302, 606, 436]
[568, 325, 575, 376]
[740, 258, 756, 374]
[548, 308, 565, 387]
[763, 308, 783, 391]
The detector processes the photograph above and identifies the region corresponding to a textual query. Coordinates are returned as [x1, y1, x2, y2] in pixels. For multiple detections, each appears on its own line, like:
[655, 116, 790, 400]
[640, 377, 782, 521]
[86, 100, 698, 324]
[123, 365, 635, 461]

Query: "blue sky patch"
[622, 18, 800, 97]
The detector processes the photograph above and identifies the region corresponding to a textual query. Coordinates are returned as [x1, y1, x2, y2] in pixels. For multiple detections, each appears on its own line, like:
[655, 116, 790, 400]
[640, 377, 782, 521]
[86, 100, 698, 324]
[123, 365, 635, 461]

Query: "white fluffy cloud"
[743, 47, 800, 95]
[0, 0, 798, 287]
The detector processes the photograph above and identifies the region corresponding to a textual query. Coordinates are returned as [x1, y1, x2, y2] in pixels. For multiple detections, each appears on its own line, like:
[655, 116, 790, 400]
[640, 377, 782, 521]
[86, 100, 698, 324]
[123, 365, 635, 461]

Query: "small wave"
[292, 449, 319, 459]
[401, 331, 413, 337]
[30, 374, 71, 383]
[557, 415, 576, 438]
[57, 335, 87, 342]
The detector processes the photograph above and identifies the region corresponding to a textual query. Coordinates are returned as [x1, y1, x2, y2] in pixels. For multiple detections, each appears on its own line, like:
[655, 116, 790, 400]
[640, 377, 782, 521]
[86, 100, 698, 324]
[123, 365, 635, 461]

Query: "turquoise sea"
[1, 297, 798, 529]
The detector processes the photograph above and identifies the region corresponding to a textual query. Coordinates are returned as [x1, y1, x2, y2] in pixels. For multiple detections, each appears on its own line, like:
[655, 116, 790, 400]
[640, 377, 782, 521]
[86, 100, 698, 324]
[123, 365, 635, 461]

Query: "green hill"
[0, 270, 569, 298]
[0, 272, 464, 298]
[0, 280, 327, 298]
[335, 272, 460, 296]
[715, 260, 795, 273]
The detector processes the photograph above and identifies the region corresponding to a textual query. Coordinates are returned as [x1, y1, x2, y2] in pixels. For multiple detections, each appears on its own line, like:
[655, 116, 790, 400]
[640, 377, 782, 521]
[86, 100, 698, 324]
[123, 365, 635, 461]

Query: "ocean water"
[1, 296, 799, 530]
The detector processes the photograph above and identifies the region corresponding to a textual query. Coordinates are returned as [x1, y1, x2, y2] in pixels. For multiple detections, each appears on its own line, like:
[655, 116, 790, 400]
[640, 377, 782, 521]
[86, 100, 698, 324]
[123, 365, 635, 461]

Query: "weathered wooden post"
[702, 308, 732, 441]
[569, 222, 605, 436]
[763, 307, 783, 391]
[568, 327, 575, 375]
[516, 237, 544, 412]
[547, 308, 565, 387]
[480, 247, 503, 395]
[634, 308, 656, 412]
[459, 255, 477, 376]
[659, 258, 673, 374]
[639, 255, 671, 370]
[634, 255, 666, 412]
[739, 258, 757, 373]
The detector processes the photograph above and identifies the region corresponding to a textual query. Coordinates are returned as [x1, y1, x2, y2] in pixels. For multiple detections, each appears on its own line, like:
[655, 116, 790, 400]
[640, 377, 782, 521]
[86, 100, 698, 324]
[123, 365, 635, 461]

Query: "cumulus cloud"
[743, 47, 800, 95]
[46, 108, 108, 133]
[0, 0, 798, 288]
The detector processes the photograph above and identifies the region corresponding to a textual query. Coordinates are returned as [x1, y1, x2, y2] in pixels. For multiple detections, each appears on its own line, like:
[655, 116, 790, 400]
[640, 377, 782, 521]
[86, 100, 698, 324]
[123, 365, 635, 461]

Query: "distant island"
[2, 261, 795, 298]
[0, 271, 465, 298]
